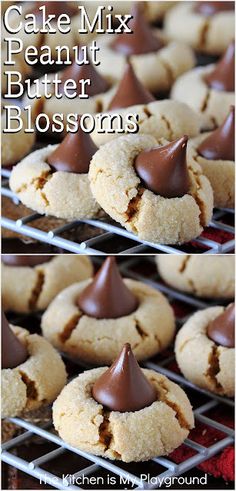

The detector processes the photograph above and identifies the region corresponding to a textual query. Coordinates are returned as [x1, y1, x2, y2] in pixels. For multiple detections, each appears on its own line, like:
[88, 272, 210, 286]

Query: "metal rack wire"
[1, 169, 235, 254]
[1, 256, 234, 490]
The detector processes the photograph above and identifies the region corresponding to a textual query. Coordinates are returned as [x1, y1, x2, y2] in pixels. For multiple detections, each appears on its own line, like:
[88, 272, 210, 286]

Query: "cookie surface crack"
[200, 88, 210, 113]
[98, 410, 112, 450]
[29, 271, 45, 311]
[163, 398, 190, 430]
[60, 314, 81, 343]
[205, 345, 223, 391]
[178, 255, 191, 273]
[156, 380, 190, 430]
[19, 371, 38, 402]
[189, 170, 207, 227]
[135, 320, 148, 340]
[199, 19, 210, 51]
[125, 187, 144, 223]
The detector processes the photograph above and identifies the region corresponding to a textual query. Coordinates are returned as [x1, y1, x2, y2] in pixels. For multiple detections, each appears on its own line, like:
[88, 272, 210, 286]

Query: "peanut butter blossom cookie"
[53, 343, 194, 462]
[89, 134, 213, 244]
[156, 255, 235, 299]
[171, 42, 235, 129]
[95, 4, 195, 94]
[175, 304, 235, 397]
[2, 312, 67, 418]
[2, 255, 93, 313]
[89, 63, 202, 147]
[188, 106, 235, 208]
[9, 127, 100, 220]
[165, 1, 235, 55]
[41, 257, 175, 365]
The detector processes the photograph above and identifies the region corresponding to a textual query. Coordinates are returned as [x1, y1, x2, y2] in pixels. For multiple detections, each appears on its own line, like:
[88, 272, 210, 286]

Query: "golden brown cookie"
[2, 255, 93, 313]
[188, 133, 234, 209]
[2, 324, 67, 418]
[9, 144, 101, 220]
[89, 134, 213, 245]
[156, 255, 235, 299]
[171, 64, 234, 129]
[41, 274, 175, 365]
[53, 366, 194, 462]
[165, 2, 235, 55]
[175, 305, 235, 397]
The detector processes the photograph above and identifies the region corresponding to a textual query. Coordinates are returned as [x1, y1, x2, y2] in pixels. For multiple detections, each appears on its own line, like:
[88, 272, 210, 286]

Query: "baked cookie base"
[188, 134, 235, 209]
[89, 134, 213, 244]
[41, 278, 175, 365]
[171, 66, 234, 129]
[156, 255, 235, 299]
[2, 255, 93, 313]
[165, 2, 235, 55]
[2, 325, 67, 418]
[53, 368, 194, 462]
[9, 145, 101, 220]
[175, 307, 235, 397]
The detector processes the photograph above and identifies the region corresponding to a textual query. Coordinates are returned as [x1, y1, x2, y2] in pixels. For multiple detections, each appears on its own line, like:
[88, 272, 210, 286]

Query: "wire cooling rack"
[1, 256, 235, 490]
[1, 169, 235, 254]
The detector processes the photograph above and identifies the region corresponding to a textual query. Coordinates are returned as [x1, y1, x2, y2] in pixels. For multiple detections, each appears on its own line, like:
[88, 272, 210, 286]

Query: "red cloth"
[171, 445, 234, 481]
[170, 410, 234, 481]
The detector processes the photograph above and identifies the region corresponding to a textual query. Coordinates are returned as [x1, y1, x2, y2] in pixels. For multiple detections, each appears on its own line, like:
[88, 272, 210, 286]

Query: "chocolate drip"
[59, 59, 110, 97]
[2, 312, 29, 369]
[204, 41, 235, 92]
[111, 3, 164, 56]
[135, 136, 190, 198]
[77, 257, 138, 319]
[207, 304, 235, 348]
[195, 1, 234, 16]
[92, 343, 157, 412]
[108, 63, 155, 110]
[198, 106, 235, 161]
[47, 126, 98, 173]
[2, 255, 52, 267]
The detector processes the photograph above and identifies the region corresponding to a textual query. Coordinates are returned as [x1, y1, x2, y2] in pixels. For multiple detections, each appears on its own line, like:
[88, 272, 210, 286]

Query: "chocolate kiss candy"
[77, 257, 138, 319]
[2, 312, 28, 369]
[195, 1, 234, 16]
[47, 127, 98, 174]
[2, 255, 52, 267]
[29, 1, 78, 19]
[198, 106, 235, 161]
[110, 3, 164, 56]
[59, 59, 110, 97]
[92, 343, 156, 412]
[207, 304, 235, 348]
[135, 136, 190, 198]
[204, 41, 235, 92]
[108, 63, 155, 110]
